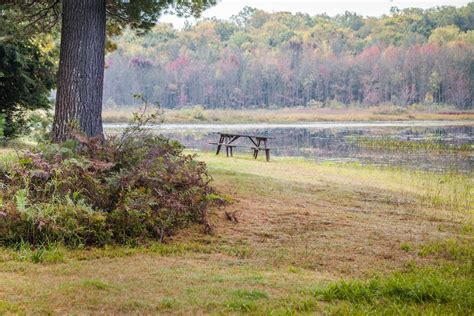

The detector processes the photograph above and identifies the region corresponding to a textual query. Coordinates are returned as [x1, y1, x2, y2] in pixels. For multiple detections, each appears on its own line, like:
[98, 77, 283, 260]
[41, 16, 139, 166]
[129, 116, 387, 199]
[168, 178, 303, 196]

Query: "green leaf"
[15, 189, 28, 212]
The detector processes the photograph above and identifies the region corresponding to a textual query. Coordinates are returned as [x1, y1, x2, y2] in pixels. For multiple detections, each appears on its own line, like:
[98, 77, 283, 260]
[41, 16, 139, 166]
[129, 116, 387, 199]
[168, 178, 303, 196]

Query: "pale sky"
[160, 0, 471, 28]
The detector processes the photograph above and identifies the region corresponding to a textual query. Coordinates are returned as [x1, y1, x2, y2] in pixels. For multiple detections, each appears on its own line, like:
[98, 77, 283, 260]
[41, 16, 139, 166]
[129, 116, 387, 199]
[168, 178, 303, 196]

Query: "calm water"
[104, 121, 473, 172]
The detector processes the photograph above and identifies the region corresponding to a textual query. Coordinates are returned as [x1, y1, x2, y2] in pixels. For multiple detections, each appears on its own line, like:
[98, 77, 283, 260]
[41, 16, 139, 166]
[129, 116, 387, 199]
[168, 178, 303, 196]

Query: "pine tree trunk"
[52, 0, 106, 142]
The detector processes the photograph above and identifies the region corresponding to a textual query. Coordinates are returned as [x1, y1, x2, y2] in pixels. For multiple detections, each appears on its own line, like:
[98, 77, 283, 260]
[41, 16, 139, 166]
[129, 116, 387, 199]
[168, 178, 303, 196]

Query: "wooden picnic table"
[210, 132, 274, 161]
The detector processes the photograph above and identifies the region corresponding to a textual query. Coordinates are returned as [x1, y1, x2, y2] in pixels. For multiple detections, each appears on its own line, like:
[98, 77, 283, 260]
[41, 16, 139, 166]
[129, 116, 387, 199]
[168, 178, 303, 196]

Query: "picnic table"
[210, 132, 274, 161]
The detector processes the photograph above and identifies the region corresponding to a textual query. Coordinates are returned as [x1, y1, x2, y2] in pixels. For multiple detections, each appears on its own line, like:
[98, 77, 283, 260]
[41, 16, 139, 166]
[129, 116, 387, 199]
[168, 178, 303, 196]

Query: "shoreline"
[103, 119, 474, 130]
[102, 107, 474, 124]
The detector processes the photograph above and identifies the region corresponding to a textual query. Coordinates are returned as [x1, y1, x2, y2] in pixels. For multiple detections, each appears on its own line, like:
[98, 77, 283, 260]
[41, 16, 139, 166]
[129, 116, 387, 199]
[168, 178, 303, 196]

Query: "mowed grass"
[0, 150, 473, 314]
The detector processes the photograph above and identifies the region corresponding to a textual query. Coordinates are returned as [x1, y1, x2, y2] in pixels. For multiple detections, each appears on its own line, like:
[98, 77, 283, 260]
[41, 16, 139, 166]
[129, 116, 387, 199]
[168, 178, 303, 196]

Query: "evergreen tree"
[1, 0, 216, 141]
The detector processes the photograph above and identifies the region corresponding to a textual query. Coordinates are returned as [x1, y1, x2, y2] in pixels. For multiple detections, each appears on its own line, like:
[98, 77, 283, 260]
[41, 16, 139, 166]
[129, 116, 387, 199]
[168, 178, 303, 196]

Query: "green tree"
[0, 10, 56, 138]
[1, 0, 215, 142]
[429, 25, 462, 45]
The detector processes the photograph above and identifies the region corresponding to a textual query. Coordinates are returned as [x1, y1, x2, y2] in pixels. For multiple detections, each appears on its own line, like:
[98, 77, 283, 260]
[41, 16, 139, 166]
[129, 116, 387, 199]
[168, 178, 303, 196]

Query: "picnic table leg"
[230, 146, 233, 157]
[216, 135, 224, 155]
[264, 139, 270, 162]
[254, 139, 261, 159]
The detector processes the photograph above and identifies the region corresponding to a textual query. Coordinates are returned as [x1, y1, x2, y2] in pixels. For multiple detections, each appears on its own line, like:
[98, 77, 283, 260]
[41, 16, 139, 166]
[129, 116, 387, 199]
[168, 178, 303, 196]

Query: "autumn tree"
[102, 4, 473, 110]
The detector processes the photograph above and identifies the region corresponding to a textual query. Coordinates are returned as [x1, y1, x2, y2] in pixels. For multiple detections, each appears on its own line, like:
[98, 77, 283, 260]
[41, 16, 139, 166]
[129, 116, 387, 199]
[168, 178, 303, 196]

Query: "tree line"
[104, 4, 474, 110]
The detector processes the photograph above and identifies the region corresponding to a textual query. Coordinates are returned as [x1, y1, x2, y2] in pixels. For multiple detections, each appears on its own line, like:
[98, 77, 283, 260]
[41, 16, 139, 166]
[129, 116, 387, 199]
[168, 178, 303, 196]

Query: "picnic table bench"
[210, 132, 274, 161]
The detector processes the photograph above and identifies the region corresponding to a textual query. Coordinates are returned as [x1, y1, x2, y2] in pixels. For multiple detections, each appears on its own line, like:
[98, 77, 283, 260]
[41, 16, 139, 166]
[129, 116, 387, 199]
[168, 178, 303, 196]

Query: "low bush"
[0, 117, 219, 247]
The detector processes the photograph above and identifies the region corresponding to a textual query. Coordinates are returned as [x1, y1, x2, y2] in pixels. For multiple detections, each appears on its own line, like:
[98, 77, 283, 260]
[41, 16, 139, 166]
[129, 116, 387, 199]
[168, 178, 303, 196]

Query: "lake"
[104, 121, 473, 172]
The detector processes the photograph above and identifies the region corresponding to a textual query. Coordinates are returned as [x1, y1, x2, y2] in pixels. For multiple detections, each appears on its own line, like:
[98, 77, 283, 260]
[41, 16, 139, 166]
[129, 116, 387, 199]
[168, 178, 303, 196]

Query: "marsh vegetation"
[102, 105, 474, 124]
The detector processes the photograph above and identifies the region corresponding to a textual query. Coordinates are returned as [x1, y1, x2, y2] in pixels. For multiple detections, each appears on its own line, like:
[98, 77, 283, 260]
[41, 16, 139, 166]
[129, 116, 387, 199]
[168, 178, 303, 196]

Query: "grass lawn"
[0, 151, 472, 314]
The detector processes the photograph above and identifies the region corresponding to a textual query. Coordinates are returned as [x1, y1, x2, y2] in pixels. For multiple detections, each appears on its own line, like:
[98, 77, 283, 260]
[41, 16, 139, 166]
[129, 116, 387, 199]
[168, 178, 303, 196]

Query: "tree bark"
[52, 0, 106, 142]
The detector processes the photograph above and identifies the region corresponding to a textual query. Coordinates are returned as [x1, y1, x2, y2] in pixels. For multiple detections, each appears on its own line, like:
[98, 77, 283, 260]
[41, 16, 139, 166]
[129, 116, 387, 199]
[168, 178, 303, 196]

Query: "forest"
[104, 4, 474, 110]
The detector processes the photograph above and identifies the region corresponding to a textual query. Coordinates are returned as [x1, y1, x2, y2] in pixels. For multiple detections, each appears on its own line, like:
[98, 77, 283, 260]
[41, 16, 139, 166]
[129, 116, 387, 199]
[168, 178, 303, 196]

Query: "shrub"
[181, 105, 207, 121]
[0, 127, 218, 247]
[0, 114, 4, 138]
[1, 198, 111, 247]
[307, 99, 324, 108]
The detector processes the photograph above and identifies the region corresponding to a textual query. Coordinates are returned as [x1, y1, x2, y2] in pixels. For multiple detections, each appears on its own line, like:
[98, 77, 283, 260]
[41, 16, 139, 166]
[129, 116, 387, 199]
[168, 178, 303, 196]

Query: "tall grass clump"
[0, 106, 220, 247]
[314, 235, 474, 314]
[383, 167, 473, 212]
[323, 161, 472, 213]
[419, 170, 473, 212]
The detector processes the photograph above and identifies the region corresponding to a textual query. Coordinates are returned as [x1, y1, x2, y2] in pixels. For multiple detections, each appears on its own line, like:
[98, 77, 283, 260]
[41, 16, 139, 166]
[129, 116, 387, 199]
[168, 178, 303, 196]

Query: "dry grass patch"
[102, 106, 474, 124]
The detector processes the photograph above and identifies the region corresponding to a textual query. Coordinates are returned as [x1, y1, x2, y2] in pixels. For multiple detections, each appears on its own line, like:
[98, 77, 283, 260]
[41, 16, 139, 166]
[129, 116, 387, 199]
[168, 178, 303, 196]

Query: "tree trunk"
[52, 0, 106, 142]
